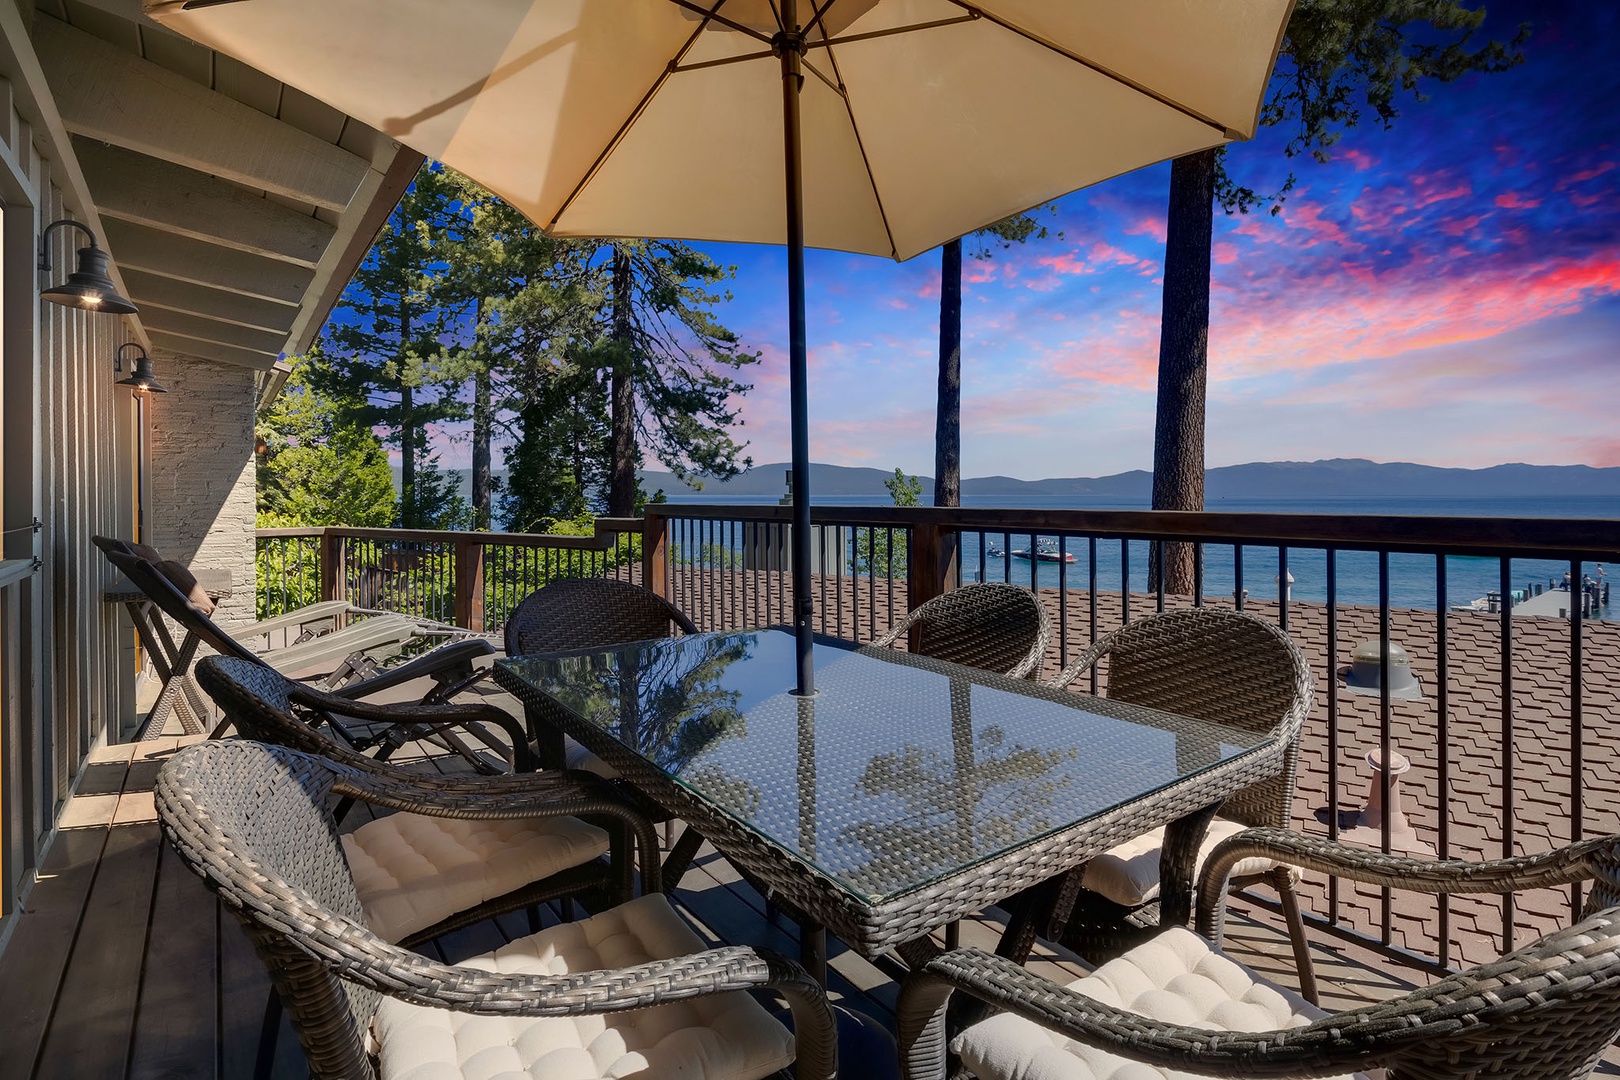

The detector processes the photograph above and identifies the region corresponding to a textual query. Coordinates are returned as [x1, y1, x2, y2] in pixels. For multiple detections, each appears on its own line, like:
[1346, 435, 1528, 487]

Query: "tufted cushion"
[374, 892, 796, 1080]
[342, 811, 610, 944]
[953, 927, 1368, 1080]
[1081, 818, 1287, 908]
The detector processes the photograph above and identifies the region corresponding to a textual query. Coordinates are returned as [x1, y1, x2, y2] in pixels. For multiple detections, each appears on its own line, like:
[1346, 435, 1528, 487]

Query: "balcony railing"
[257, 505, 1620, 980]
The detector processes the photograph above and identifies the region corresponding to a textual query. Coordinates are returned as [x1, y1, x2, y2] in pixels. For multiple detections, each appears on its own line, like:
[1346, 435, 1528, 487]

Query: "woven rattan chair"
[871, 583, 1051, 678]
[901, 828, 1620, 1080]
[157, 739, 836, 1080]
[502, 576, 699, 657]
[1046, 607, 1316, 997]
[502, 577, 698, 776]
[196, 654, 653, 944]
[197, 652, 533, 776]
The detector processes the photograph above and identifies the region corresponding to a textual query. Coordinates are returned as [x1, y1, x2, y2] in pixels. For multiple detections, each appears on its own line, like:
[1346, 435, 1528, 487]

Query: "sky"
[419, 1, 1620, 482]
[659, 0, 1620, 480]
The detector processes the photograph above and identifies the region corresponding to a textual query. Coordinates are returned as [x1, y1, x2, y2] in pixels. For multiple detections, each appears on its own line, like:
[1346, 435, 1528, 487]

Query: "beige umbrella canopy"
[149, 0, 1293, 693]
[149, 0, 1288, 260]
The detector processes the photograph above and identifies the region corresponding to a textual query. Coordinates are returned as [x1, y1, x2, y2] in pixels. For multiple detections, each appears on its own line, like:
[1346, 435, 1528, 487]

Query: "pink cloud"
[1336, 147, 1378, 172]
[1559, 161, 1615, 187]
[1122, 214, 1168, 243]
[1407, 171, 1473, 209]
[1494, 191, 1542, 210]
[1436, 214, 1485, 237]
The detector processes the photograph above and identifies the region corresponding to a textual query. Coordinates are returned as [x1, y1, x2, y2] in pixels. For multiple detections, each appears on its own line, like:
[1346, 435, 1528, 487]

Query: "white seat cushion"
[564, 736, 620, 779]
[1081, 818, 1284, 908]
[952, 927, 1369, 1080]
[374, 892, 796, 1080]
[343, 811, 610, 944]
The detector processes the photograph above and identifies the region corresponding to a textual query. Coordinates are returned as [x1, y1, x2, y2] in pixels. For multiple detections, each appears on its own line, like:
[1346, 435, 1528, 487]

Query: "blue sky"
[426, 1, 1619, 480]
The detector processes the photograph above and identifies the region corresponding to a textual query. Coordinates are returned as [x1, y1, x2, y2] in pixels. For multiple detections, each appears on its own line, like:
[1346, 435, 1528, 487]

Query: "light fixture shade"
[116, 349, 168, 394]
[43, 243, 138, 315]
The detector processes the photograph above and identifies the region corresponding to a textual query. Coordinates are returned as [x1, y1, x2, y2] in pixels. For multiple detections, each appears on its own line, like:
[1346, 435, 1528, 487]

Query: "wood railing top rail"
[646, 503, 1620, 559]
[255, 520, 642, 549]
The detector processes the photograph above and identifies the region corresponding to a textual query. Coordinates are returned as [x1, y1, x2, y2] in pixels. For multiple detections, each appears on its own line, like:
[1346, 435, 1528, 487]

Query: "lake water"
[659, 492, 1620, 620]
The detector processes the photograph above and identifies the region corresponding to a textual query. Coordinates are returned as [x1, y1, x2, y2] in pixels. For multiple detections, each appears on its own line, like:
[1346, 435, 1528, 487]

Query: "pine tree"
[316, 164, 468, 529]
[1149, 0, 1528, 592]
[935, 211, 1059, 508]
[592, 240, 758, 516]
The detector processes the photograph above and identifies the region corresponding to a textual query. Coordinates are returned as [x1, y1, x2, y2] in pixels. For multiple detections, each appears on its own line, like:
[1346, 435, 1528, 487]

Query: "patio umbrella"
[148, 0, 1294, 695]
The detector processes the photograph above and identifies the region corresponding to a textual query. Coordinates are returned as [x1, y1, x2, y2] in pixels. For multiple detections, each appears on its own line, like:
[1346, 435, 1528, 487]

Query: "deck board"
[3, 732, 1617, 1078]
[127, 837, 218, 1080]
[33, 823, 162, 1080]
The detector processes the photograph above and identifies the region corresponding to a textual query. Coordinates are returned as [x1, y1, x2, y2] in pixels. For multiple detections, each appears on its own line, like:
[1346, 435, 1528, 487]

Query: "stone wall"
[146, 351, 258, 630]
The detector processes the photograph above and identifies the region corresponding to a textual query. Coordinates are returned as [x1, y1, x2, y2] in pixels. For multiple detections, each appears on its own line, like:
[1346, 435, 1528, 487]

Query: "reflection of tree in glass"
[560, 635, 762, 811]
[841, 725, 1074, 892]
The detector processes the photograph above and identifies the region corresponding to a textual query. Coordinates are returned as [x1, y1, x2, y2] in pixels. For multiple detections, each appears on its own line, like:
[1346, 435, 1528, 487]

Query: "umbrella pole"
[780, 1, 814, 696]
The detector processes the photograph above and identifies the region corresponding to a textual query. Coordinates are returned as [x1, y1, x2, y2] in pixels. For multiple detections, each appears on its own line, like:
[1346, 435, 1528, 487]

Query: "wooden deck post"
[643, 513, 669, 599]
[907, 523, 958, 648]
[454, 536, 485, 631]
[319, 528, 345, 607]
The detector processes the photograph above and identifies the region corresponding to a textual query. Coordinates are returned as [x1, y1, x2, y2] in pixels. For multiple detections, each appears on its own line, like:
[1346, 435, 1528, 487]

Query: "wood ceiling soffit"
[76, 138, 336, 267]
[34, 16, 369, 211]
[148, 330, 279, 371]
[102, 218, 316, 304]
[139, 305, 288, 353]
[120, 269, 299, 334]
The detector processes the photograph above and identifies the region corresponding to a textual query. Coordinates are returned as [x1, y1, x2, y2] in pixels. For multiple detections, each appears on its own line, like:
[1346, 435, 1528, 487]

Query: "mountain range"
[428, 458, 1620, 503]
[637, 458, 1620, 500]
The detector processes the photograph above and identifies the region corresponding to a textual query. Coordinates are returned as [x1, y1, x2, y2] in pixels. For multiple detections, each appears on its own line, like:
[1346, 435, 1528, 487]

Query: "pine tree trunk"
[400, 381, 416, 528]
[472, 298, 491, 530]
[607, 245, 637, 517]
[472, 366, 491, 530]
[934, 237, 962, 509]
[399, 304, 417, 529]
[1149, 149, 1216, 596]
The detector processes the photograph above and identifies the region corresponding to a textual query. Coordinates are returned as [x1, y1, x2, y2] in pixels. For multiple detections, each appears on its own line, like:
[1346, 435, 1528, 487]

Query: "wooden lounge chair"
[900, 828, 1620, 1080]
[155, 739, 836, 1080]
[96, 537, 494, 739]
[872, 582, 1051, 678]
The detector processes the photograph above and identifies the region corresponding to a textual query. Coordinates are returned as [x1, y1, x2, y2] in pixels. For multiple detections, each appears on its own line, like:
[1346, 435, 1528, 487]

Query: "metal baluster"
[1057, 536, 1069, 670]
[1234, 545, 1245, 611]
[886, 526, 895, 633]
[1378, 549, 1392, 946]
[1278, 546, 1289, 632]
[1437, 554, 1451, 966]
[1155, 540, 1165, 613]
[1120, 538, 1130, 626]
[1570, 557, 1584, 919]
[1500, 556, 1514, 953]
[1088, 538, 1099, 695]
[1326, 549, 1339, 924]
[1193, 542, 1204, 607]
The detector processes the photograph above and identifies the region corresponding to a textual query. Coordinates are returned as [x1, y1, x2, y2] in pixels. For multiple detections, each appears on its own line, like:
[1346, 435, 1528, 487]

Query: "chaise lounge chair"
[96, 536, 495, 740]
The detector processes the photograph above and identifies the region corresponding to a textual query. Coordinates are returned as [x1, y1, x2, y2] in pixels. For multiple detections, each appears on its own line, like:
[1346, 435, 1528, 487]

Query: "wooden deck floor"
[2, 735, 1617, 1079]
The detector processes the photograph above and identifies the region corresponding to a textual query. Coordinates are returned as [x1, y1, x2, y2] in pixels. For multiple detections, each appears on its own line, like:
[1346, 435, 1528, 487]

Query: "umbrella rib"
[549, 6, 729, 231]
[665, 0, 775, 44]
[816, 41, 900, 260]
[808, 14, 980, 49]
[945, 1, 1235, 138]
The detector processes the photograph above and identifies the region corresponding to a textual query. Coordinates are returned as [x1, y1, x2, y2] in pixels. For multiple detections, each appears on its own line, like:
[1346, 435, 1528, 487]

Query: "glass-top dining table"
[493, 628, 1287, 980]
